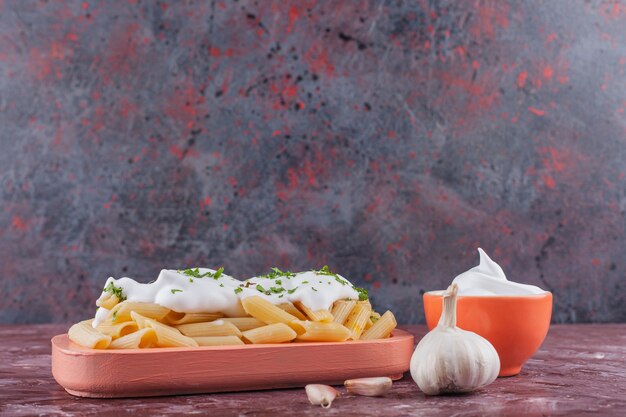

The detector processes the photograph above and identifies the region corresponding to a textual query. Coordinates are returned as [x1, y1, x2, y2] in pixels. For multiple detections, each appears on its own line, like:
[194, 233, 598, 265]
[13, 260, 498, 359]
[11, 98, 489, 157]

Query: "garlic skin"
[305, 384, 339, 408]
[410, 283, 500, 395]
[344, 377, 392, 396]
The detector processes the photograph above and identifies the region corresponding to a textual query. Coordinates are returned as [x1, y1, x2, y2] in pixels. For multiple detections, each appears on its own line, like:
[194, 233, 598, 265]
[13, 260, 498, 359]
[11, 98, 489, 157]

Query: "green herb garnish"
[213, 267, 224, 280]
[269, 286, 285, 293]
[370, 315, 379, 323]
[334, 276, 348, 286]
[171, 289, 183, 294]
[104, 282, 127, 302]
[287, 288, 298, 294]
[234, 287, 243, 294]
[180, 267, 224, 280]
[275, 279, 282, 285]
[302, 281, 309, 284]
[219, 283, 224, 287]
[256, 284, 267, 293]
[355, 287, 369, 301]
[260, 267, 296, 279]
[112, 311, 118, 322]
[312, 287, 318, 292]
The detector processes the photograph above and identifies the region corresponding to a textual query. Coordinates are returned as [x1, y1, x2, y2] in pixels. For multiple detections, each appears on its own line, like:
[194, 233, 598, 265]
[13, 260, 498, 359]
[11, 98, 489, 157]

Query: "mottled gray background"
[0, 0, 624, 324]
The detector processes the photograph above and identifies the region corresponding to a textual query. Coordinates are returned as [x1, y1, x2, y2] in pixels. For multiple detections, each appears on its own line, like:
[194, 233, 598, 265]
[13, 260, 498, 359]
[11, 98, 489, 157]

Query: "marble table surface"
[1, 324, 625, 416]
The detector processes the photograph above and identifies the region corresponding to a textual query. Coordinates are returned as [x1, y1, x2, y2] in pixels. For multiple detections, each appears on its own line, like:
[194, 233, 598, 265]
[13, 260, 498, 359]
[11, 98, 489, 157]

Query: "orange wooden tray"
[51, 330, 414, 398]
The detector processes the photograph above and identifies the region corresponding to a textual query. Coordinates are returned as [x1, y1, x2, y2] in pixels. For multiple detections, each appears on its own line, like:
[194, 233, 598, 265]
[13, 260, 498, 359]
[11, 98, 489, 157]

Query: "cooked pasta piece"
[364, 311, 381, 330]
[241, 323, 297, 344]
[68, 320, 112, 349]
[193, 336, 245, 346]
[361, 310, 397, 340]
[96, 320, 139, 338]
[143, 317, 198, 347]
[163, 311, 224, 325]
[130, 311, 151, 329]
[276, 302, 307, 320]
[175, 320, 242, 338]
[109, 301, 169, 323]
[343, 302, 372, 340]
[96, 293, 120, 310]
[295, 321, 351, 342]
[241, 296, 304, 334]
[220, 317, 266, 331]
[331, 300, 357, 324]
[293, 301, 334, 322]
[109, 328, 158, 349]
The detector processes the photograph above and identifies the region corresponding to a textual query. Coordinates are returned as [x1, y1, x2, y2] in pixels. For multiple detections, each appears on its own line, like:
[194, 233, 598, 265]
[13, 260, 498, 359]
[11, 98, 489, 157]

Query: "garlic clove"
[305, 384, 339, 408]
[344, 377, 392, 396]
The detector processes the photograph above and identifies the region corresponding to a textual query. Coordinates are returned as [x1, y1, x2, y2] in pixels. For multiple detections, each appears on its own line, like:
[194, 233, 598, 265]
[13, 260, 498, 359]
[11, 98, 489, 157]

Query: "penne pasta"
[293, 301, 333, 323]
[109, 328, 158, 349]
[68, 320, 112, 349]
[295, 321, 352, 342]
[109, 301, 170, 323]
[193, 336, 245, 346]
[73, 268, 400, 348]
[130, 311, 151, 329]
[242, 323, 297, 344]
[276, 302, 307, 320]
[143, 317, 199, 347]
[220, 317, 266, 331]
[241, 296, 304, 334]
[163, 311, 224, 325]
[96, 320, 139, 338]
[331, 300, 357, 324]
[96, 293, 120, 310]
[361, 310, 397, 340]
[175, 320, 242, 338]
[343, 302, 372, 340]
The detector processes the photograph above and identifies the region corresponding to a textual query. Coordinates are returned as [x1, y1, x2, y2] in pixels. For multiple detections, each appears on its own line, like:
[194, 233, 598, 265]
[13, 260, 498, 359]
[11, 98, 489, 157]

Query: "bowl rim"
[423, 290, 552, 299]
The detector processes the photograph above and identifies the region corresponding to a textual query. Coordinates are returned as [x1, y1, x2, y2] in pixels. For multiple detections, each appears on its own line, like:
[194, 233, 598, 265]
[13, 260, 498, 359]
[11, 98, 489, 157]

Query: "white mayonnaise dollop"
[451, 248, 546, 296]
[93, 268, 359, 327]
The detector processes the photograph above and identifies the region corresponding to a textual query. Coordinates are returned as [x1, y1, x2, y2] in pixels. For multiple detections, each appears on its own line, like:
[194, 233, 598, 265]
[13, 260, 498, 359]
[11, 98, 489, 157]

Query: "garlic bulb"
[410, 283, 500, 395]
[305, 384, 339, 408]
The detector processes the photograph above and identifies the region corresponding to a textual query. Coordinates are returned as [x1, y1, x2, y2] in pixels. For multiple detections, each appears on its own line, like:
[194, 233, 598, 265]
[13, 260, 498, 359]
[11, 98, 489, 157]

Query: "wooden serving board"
[51, 330, 414, 398]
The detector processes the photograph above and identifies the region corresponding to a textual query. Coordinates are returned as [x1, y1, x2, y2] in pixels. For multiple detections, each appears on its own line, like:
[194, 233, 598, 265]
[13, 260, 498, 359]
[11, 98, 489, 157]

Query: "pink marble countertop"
[1, 324, 625, 416]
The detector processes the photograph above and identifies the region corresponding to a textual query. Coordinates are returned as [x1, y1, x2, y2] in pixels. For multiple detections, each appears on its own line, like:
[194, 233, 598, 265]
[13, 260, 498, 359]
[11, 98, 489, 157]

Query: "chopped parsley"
[371, 315, 380, 323]
[355, 287, 369, 301]
[275, 279, 282, 285]
[213, 267, 224, 280]
[104, 282, 127, 302]
[269, 286, 285, 294]
[180, 267, 224, 280]
[312, 287, 318, 292]
[171, 289, 183, 294]
[112, 310, 118, 322]
[316, 265, 350, 286]
[219, 283, 224, 287]
[287, 288, 298, 294]
[334, 276, 349, 286]
[234, 287, 243, 294]
[256, 284, 267, 293]
[302, 281, 309, 284]
[260, 267, 296, 279]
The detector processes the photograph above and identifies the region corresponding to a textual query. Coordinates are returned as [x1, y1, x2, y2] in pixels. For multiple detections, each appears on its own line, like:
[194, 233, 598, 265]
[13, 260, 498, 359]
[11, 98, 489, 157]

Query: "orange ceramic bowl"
[423, 291, 552, 377]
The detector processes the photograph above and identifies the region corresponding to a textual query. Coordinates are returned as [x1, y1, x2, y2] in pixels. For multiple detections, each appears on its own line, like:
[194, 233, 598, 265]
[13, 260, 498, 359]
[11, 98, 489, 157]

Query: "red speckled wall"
[0, 0, 624, 324]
